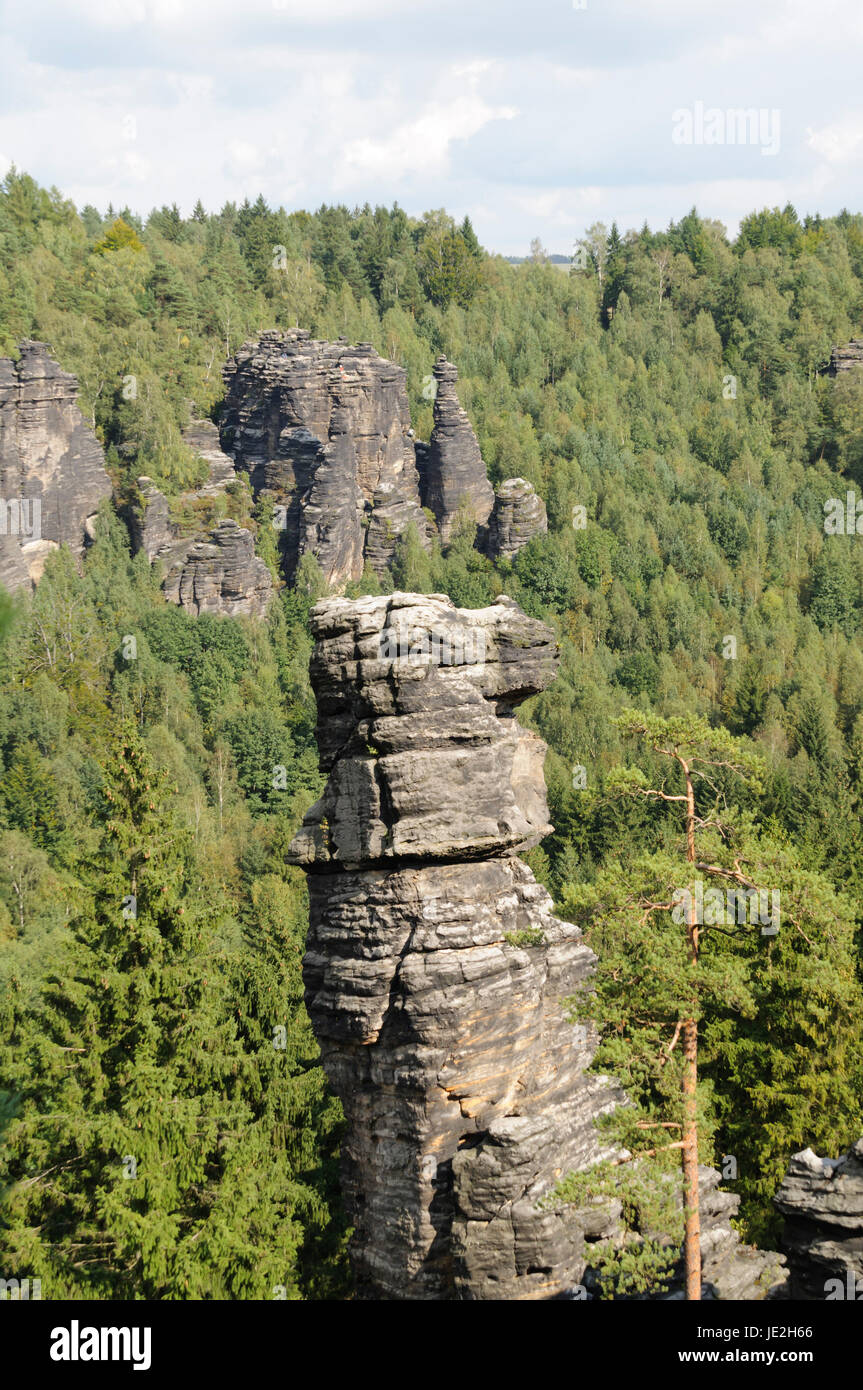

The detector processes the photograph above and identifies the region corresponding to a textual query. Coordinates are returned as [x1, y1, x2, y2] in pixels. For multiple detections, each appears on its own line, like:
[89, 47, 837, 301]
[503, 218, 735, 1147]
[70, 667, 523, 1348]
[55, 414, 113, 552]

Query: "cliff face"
[774, 1141, 863, 1299]
[219, 332, 545, 586]
[0, 341, 112, 592]
[220, 331, 429, 586]
[826, 339, 863, 376]
[287, 592, 624, 1299]
[162, 518, 272, 618]
[130, 420, 273, 618]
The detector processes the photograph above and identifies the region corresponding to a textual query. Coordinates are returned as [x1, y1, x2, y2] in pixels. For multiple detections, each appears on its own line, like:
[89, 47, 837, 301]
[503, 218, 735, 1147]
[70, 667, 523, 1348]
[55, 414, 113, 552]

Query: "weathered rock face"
[424, 356, 494, 545]
[486, 477, 548, 562]
[0, 341, 112, 592]
[220, 331, 429, 585]
[774, 1141, 863, 1299]
[826, 338, 863, 376]
[182, 419, 237, 497]
[288, 592, 624, 1299]
[128, 421, 272, 616]
[163, 518, 272, 618]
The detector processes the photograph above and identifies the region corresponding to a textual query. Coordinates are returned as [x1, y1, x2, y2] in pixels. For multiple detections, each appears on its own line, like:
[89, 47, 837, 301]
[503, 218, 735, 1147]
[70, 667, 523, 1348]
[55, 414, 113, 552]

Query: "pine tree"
[558, 712, 863, 1284]
[0, 723, 246, 1297]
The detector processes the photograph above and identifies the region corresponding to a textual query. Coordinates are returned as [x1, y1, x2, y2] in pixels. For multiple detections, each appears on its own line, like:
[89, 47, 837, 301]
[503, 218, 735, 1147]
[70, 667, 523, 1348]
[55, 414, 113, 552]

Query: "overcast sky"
[1, 0, 861, 255]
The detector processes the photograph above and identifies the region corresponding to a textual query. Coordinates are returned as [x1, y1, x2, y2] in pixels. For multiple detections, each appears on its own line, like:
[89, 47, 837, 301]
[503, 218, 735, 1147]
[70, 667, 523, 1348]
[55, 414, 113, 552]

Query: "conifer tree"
[0, 722, 246, 1297]
[559, 711, 863, 1293]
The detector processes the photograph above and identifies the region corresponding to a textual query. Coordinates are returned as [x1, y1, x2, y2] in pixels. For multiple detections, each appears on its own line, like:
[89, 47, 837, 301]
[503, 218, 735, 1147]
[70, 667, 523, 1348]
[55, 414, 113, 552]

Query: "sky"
[0, 0, 861, 256]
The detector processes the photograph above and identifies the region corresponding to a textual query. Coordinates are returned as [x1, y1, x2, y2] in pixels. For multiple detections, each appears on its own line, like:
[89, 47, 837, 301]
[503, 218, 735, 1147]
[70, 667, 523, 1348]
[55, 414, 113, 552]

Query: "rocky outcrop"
[0, 341, 111, 592]
[129, 420, 274, 616]
[424, 357, 494, 545]
[163, 519, 272, 618]
[182, 419, 237, 496]
[287, 591, 625, 1299]
[486, 477, 548, 562]
[774, 1141, 863, 1299]
[129, 478, 186, 567]
[825, 339, 863, 376]
[220, 331, 430, 586]
[130, 420, 239, 565]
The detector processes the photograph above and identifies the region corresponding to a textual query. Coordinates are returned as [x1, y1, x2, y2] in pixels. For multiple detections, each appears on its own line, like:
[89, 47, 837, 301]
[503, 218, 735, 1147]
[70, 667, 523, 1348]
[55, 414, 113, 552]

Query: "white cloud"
[342, 88, 517, 182]
[807, 114, 863, 167]
[0, 0, 862, 255]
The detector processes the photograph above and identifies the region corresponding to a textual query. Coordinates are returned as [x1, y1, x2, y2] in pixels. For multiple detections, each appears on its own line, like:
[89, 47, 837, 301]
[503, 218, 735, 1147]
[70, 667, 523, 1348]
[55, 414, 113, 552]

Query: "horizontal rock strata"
[220, 331, 430, 585]
[425, 356, 494, 545]
[163, 518, 272, 618]
[774, 1141, 863, 1299]
[486, 477, 548, 561]
[825, 339, 863, 376]
[288, 592, 624, 1299]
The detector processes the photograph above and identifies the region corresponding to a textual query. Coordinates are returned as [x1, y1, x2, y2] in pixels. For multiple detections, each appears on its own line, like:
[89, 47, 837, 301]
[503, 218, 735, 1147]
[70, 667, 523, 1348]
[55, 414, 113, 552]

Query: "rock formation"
[424, 356, 494, 545]
[162, 518, 272, 618]
[129, 419, 272, 617]
[486, 477, 548, 561]
[220, 331, 429, 586]
[774, 1140, 863, 1299]
[825, 338, 863, 376]
[288, 590, 626, 1299]
[0, 341, 111, 592]
[286, 590, 791, 1300]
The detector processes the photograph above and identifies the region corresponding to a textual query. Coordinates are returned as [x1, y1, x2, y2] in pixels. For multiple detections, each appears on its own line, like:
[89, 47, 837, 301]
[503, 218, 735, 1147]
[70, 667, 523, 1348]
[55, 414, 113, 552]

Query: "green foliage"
[2, 172, 863, 1292]
[552, 1155, 684, 1298]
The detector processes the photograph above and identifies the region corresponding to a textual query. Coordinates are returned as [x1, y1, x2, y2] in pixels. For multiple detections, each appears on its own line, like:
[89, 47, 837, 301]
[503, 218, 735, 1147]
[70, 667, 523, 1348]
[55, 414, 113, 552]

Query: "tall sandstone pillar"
[287, 592, 622, 1299]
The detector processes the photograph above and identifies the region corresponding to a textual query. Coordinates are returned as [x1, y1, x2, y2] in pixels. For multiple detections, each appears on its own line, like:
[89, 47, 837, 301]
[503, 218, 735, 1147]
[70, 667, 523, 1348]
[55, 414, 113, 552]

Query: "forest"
[0, 167, 862, 1296]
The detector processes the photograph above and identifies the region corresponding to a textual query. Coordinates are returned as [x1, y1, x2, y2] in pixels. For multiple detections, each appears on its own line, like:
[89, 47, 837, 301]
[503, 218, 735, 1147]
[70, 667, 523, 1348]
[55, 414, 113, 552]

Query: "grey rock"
[486, 477, 548, 561]
[127, 419, 275, 618]
[0, 341, 111, 592]
[288, 591, 626, 1299]
[220, 331, 430, 585]
[423, 356, 494, 546]
[183, 418, 237, 497]
[162, 518, 272, 618]
[774, 1139, 863, 1299]
[825, 339, 863, 376]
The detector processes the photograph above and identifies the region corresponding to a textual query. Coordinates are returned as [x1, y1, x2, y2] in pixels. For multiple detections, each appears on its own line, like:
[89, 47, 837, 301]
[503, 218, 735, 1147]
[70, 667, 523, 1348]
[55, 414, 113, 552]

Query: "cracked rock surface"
[288, 591, 624, 1299]
[774, 1140, 863, 1299]
[220, 331, 430, 585]
[0, 341, 111, 592]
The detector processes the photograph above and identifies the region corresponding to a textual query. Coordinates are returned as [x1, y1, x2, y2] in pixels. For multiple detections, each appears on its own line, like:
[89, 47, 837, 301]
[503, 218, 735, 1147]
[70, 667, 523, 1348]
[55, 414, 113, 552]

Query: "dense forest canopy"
[1, 168, 862, 1293]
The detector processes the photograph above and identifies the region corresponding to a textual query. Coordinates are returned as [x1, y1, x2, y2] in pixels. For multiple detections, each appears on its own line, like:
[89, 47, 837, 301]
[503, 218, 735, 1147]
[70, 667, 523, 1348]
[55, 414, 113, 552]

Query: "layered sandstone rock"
[288, 592, 624, 1299]
[774, 1140, 863, 1299]
[424, 356, 494, 545]
[220, 331, 429, 585]
[163, 518, 272, 618]
[486, 477, 548, 561]
[0, 341, 111, 592]
[128, 420, 275, 617]
[825, 339, 863, 376]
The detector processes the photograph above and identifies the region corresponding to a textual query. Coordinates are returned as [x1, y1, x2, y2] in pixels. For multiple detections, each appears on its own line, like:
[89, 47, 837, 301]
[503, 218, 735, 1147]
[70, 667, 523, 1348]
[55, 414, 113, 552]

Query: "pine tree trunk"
[682, 762, 702, 1300]
[681, 1012, 701, 1300]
